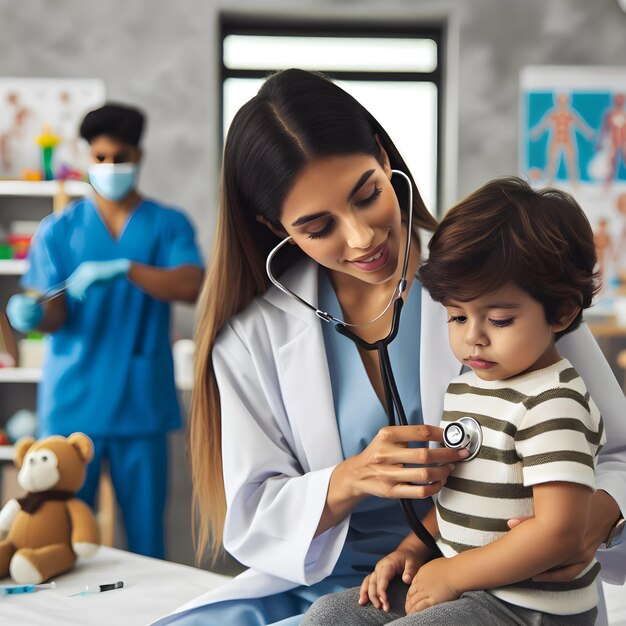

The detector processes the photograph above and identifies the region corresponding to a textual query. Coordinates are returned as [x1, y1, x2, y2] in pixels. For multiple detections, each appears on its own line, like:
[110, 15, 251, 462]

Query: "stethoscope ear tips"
[443, 417, 482, 461]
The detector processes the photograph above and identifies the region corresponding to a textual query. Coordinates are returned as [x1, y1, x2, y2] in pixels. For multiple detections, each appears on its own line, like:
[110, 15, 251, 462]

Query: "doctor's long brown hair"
[191, 69, 437, 562]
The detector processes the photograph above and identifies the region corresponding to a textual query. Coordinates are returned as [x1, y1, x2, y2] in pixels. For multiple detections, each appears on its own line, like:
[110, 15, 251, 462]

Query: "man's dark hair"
[80, 102, 145, 146]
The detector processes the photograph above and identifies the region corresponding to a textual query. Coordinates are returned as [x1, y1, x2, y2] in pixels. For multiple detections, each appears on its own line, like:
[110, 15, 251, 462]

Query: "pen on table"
[0, 582, 56, 595]
[69, 580, 124, 597]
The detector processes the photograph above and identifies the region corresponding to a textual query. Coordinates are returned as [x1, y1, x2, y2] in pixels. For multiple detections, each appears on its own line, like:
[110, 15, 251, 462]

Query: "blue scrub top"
[319, 267, 432, 576]
[22, 197, 203, 437]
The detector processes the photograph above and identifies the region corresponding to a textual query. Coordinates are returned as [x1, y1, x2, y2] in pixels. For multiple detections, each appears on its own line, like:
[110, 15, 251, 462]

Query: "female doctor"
[162, 70, 626, 626]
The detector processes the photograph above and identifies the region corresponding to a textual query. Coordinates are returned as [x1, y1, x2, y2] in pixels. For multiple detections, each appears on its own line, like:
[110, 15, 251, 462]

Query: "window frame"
[219, 14, 445, 214]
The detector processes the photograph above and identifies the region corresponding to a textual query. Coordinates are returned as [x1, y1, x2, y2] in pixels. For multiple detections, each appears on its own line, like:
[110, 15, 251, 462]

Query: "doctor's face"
[278, 154, 403, 285]
[444, 283, 563, 382]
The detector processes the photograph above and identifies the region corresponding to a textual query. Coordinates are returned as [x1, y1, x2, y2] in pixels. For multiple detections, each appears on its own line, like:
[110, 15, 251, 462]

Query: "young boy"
[301, 177, 604, 625]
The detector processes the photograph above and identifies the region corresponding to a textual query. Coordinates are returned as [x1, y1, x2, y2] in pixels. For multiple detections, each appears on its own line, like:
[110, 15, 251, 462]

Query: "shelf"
[0, 445, 15, 462]
[0, 180, 91, 198]
[0, 368, 41, 383]
[0, 259, 28, 275]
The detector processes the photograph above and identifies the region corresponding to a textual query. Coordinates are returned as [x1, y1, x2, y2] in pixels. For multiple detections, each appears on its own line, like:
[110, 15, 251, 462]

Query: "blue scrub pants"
[78, 433, 168, 559]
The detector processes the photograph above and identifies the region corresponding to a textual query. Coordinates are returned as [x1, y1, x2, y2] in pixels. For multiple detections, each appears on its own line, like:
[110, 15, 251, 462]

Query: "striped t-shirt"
[436, 358, 605, 615]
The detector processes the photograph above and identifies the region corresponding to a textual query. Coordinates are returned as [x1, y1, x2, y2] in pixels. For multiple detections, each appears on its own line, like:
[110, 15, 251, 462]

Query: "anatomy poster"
[0, 78, 105, 180]
[521, 66, 626, 289]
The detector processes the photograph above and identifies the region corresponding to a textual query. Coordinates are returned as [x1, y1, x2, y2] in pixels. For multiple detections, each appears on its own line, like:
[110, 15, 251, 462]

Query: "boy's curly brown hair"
[419, 177, 600, 339]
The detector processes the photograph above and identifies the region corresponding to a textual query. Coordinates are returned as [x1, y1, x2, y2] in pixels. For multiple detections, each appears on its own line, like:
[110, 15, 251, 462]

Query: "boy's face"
[444, 283, 561, 382]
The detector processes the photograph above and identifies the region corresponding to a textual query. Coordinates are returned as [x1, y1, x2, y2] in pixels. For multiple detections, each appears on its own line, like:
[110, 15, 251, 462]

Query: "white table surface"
[0, 546, 624, 625]
[0, 546, 230, 626]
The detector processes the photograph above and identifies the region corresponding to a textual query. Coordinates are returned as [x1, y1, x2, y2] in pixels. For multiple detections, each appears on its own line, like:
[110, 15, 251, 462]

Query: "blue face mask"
[88, 163, 138, 201]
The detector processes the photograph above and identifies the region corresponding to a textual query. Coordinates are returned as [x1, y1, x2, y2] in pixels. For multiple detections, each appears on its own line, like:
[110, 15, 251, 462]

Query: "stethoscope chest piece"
[443, 416, 482, 461]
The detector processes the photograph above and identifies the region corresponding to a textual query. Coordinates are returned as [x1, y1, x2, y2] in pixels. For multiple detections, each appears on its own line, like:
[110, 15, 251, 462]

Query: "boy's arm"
[405, 482, 592, 614]
[447, 481, 591, 591]
[397, 505, 439, 561]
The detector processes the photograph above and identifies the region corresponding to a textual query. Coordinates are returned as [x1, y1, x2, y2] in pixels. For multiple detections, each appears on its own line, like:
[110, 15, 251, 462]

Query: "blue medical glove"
[6, 294, 44, 333]
[66, 259, 131, 301]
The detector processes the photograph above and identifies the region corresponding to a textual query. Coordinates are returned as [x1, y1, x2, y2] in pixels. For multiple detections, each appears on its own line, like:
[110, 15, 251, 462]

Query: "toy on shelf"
[8, 220, 38, 260]
[20, 169, 43, 182]
[56, 163, 86, 182]
[35, 124, 60, 182]
[0, 433, 100, 583]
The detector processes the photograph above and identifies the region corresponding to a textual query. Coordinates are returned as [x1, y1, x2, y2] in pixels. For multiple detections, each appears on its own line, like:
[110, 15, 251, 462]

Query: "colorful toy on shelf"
[56, 163, 86, 182]
[0, 433, 100, 583]
[8, 220, 38, 260]
[21, 169, 43, 182]
[35, 124, 60, 181]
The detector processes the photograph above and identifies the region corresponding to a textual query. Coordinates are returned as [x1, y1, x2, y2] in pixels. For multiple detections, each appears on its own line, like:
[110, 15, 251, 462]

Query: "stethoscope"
[266, 170, 482, 559]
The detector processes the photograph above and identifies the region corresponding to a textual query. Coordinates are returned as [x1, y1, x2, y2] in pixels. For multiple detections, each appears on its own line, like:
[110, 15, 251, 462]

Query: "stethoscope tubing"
[266, 169, 442, 558]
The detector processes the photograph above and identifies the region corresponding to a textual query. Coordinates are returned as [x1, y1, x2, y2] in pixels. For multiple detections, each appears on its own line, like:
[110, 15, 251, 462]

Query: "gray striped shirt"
[436, 358, 605, 615]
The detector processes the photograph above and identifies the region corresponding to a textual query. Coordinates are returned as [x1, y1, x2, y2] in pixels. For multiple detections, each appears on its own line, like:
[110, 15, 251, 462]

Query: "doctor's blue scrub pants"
[78, 434, 168, 559]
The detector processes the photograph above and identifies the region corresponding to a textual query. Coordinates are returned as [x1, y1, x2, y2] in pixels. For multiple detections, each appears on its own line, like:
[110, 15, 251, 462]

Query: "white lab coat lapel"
[419, 287, 461, 425]
[266, 260, 345, 471]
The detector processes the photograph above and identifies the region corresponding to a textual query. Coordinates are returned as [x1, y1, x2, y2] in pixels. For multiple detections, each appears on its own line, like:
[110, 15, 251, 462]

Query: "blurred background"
[0, 0, 625, 577]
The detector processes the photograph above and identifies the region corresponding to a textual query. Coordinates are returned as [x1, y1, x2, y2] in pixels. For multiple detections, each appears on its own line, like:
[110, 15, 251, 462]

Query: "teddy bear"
[0, 432, 100, 583]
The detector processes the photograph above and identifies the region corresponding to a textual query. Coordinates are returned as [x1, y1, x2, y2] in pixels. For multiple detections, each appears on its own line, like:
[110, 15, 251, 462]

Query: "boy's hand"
[358, 549, 423, 612]
[405, 557, 461, 615]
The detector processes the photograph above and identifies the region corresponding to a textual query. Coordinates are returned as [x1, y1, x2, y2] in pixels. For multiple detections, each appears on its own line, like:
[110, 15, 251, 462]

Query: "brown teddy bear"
[0, 432, 100, 583]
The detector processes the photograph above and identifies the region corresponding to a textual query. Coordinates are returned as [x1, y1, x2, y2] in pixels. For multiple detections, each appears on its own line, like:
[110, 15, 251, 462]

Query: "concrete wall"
[2, 0, 625, 569]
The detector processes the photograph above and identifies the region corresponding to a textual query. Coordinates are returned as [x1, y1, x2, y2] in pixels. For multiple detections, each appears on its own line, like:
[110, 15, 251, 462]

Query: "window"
[220, 17, 443, 214]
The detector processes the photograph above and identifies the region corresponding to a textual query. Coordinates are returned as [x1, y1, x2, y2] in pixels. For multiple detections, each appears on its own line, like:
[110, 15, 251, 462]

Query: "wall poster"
[521, 66, 626, 300]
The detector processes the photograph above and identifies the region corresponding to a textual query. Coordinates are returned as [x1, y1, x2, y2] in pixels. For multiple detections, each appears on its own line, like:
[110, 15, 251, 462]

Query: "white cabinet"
[0, 180, 90, 447]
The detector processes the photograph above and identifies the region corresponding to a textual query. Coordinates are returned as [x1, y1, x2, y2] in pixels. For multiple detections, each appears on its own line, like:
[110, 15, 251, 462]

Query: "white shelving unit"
[0, 445, 15, 462]
[0, 367, 42, 383]
[0, 259, 28, 275]
[0, 180, 91, 198]
[0, 180, 90, 439]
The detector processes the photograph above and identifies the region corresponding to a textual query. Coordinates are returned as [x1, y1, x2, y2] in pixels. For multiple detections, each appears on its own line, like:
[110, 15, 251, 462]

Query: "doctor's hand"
[347, 425, 469, 501]
[66, 259, 131, 301]
[319, 426, 468, 538]
[6, 294, 44, 333]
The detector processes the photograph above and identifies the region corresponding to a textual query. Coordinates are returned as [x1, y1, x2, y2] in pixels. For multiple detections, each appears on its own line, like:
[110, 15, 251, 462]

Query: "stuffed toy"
[0, 432, 100, 583]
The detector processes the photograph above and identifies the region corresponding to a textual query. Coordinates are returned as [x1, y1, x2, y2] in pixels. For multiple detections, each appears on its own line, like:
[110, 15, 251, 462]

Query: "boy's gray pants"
[300, 579, 597, 626]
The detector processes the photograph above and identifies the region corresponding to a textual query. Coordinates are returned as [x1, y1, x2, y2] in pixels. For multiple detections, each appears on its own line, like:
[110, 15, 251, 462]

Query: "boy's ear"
[552, 304, 581, 333]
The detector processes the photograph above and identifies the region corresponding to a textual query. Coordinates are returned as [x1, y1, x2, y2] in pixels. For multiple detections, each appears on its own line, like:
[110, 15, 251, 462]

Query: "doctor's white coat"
[169, 259, 626, 621]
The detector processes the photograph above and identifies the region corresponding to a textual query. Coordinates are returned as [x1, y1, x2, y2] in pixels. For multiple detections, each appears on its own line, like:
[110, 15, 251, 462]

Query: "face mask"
[88, 163, 138, 201]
